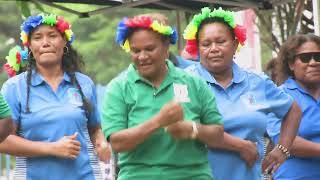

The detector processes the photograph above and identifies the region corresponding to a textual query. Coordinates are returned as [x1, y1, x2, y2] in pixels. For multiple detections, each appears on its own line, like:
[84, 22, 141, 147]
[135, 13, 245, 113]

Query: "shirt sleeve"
[264, 75, 293, 119]
[0, 94, 11, 119]
[101, 80, 128, 140]
[1, 81, 20, 124]
[198, 79, 223, 125]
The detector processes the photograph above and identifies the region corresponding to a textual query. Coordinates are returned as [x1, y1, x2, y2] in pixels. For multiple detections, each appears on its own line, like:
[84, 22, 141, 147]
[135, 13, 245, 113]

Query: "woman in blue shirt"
[270, 34, 320, 180]
[184, 7, 301, 180]
[0, 14, 110, 179]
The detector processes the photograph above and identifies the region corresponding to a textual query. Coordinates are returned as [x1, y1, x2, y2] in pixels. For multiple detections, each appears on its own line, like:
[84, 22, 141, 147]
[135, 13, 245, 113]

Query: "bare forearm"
[89, 126, 106, 148]
[209, 132, 246, 152]
[110, 115, 161, 153]
[278, 101, 301, 149]
[290, 136, 320, 157]
[197, 124, 223, 147]
[0, 117, 13, 142]
[0, 135, 52, 157]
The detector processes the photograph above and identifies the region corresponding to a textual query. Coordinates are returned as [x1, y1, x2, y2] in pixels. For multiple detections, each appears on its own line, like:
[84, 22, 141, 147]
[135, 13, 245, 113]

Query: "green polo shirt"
[101, 60, 223, 180]
[0, 94, 11, 119]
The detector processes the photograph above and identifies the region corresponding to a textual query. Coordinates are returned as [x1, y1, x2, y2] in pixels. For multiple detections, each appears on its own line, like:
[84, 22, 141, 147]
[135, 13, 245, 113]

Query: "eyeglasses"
[294, 52, 320, 63]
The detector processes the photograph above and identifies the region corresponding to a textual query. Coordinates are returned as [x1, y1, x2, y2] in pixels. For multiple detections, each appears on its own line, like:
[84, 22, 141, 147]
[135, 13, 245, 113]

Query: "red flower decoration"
[56, 16, 70, 33]
[234, 25, 246, 45]
[125, 16, 152, 28]
[16, 52, 21, 64]
[185, 40, 198, 58]
[3, 63, 16, 77]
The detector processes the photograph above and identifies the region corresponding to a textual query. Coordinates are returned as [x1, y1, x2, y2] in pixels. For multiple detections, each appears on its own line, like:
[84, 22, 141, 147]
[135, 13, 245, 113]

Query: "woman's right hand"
[157, 101, 184, 128]
[239, 140, 259, 168]
[51, 132, 81, 159]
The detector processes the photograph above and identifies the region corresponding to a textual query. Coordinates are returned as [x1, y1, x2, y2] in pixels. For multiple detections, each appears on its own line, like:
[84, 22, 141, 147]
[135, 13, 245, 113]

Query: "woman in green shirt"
[101, 13, 224, 180]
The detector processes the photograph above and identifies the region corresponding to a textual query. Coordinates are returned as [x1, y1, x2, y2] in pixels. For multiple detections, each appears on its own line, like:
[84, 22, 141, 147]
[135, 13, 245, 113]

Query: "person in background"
[168, 51, 196, 69]
[269, 33, 320, 180]
[101, 13, 224, 180]
[0, 14, 110, 179]
[264, 58, 277, 82]
[184, 7, 301, 180]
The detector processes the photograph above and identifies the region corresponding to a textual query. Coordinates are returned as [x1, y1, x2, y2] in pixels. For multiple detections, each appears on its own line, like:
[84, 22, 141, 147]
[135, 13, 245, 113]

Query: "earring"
[28, 51, 34, 60]
[64, 46, 69, 54]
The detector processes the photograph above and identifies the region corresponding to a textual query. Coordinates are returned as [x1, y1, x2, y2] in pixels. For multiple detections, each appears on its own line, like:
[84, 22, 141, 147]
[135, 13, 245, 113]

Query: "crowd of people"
[0, 6, 319, 180]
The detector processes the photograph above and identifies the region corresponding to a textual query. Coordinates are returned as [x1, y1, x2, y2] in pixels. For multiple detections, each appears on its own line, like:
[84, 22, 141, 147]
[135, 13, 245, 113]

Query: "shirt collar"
[31, 69, 71, 86]
[284, 77, 316, 97]
[197, 62, 245, 85]
[284, 77, 308, 92]
[127, 60, 179, 83]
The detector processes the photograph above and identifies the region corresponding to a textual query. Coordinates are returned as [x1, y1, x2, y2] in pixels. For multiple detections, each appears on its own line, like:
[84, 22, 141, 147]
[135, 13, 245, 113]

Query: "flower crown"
[20, 14, 74, 47]
[183, 7, 246, 57]
[3, 46, 28, 77]
[116, 16, 177, 52]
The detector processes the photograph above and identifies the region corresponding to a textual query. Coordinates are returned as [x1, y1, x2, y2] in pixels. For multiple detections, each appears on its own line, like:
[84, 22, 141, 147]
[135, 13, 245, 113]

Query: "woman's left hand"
[95, 141, 111, 162]
[262, 147, 286, 174]
[165, 121, 193, 139]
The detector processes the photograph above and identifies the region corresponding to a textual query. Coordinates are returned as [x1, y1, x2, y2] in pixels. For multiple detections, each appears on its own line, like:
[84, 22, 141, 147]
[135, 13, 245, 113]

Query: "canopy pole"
[176, 10, 182, 52]
[313, 0, 320, 35]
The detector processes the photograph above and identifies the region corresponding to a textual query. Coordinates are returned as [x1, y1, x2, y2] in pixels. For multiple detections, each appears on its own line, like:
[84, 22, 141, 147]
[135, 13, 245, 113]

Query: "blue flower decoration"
[116, 18, 130, 45]
[18, 46, 28, 61]
[170, 28, 178, 45]
[21, 15, 43, 34]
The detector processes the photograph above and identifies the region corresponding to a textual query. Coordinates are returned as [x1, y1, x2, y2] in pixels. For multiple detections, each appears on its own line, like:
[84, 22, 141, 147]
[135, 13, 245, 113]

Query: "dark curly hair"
[275, 34, 320, 85]
[26, 33, 91, 118]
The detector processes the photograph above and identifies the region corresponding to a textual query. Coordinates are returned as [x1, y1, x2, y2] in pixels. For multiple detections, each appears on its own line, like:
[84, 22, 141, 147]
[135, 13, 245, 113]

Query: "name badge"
[173, 83, 190, 103]
[240, 93, 266, 110]
[67, 88, 83, 106]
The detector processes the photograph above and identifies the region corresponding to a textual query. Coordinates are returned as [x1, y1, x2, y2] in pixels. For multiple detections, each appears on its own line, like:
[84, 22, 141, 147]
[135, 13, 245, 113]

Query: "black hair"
[26, 44, 91, 119]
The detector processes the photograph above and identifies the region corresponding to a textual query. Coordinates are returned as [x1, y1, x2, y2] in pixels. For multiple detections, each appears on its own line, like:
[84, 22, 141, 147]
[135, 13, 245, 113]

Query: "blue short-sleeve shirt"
[185, 62, 293, 180]
[1, 70, 101, 180]
[270, 78, 320, 180]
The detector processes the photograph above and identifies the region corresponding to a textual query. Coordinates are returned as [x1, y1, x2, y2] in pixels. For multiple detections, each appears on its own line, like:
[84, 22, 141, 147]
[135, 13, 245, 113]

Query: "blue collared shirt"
[1, 70, 101, 180]
[270, 78, 320, 180]
[185, 62, 293, 180]
[175, 56, 197, 69]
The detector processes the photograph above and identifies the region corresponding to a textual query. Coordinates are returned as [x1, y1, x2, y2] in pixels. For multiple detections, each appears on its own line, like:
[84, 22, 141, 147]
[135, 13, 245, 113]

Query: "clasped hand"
[156, 101, 193, 139]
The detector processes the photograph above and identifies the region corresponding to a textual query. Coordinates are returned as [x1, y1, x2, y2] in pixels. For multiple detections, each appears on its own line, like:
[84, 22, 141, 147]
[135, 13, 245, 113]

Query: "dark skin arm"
[289, 136, 320, 157]
[89, 125, 111, 162]
[109, 101, 184, 153]
[0, 117, 13, 142]
[208, 132, 259, 168]
[0, 123, 81, 159]
[262, 101, 301, 173]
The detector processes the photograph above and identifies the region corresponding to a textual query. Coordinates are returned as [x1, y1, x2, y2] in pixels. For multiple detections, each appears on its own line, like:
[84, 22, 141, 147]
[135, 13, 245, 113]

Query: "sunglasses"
[294, 52, 320, 63]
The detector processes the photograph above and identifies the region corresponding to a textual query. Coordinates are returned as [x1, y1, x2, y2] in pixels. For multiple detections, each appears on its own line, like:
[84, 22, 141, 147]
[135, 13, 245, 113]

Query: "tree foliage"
[0, 1, 178, 85]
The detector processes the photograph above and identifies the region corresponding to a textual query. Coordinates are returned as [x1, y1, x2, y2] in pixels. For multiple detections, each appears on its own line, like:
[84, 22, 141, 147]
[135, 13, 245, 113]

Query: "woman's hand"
[51, 132, 81, 159]
[95, 141, 111, 162]
[157, 101, 184, 127]
[239, 140, 259, 168]
[262, 147, 286, 174]
[165, 121, 193, 139]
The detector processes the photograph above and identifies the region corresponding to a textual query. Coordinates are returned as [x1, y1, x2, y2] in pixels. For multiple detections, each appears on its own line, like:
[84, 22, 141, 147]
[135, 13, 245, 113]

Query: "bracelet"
[276, 144, 290, 158]
[190, 121, 198, 139]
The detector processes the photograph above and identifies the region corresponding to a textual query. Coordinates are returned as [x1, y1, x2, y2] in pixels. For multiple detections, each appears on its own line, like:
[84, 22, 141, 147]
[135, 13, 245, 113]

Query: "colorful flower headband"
[3, 46, 28, 77]
[20, 14, 74, 46]
[116, 16, 177, 52]
[183, 7, 246, 57]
